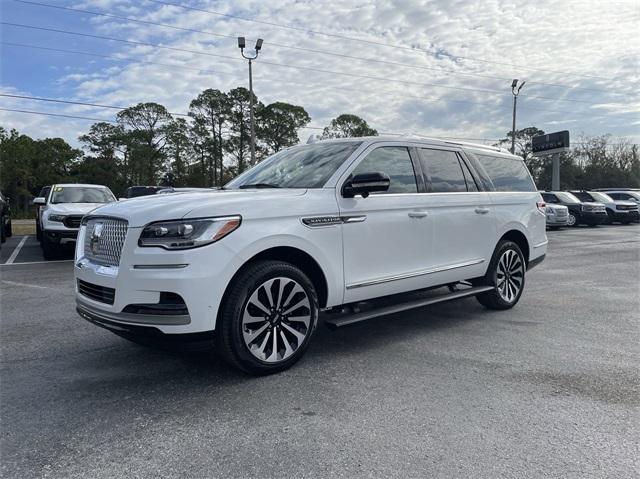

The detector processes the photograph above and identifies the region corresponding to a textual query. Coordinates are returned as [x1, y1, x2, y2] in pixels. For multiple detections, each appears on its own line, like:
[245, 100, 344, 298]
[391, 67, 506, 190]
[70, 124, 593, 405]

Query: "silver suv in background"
[544, 203, 569, 229]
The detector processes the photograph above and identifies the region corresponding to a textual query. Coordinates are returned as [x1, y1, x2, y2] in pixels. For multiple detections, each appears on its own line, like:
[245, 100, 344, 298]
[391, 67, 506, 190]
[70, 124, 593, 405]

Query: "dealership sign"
[532, 130, 570, 156]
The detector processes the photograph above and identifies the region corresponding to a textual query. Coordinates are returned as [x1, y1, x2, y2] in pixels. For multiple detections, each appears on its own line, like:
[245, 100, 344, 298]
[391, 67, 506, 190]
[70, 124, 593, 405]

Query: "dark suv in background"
[0, 191, 13, 244]
[570, 190, 639, 224]
[541, 191, 607, 227]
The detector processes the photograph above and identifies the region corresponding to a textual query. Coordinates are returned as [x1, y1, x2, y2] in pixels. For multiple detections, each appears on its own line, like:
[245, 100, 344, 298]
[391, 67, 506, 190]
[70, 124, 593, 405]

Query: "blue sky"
[1, 0, 639, 147]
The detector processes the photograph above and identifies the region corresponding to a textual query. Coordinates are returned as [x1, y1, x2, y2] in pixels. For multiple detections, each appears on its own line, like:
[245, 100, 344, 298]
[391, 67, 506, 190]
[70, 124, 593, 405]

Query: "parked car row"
[540, 189, 639, 228]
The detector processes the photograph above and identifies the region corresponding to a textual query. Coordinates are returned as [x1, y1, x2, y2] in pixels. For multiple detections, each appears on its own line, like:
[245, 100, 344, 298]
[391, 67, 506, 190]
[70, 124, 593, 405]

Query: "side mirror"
[343, 172, 390, 198]
[33, 197, 46, 205]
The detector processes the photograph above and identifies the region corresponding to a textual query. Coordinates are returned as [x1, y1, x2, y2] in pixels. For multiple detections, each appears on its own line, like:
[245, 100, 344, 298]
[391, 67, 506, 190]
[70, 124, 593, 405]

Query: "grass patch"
[11, 221, 36, 236]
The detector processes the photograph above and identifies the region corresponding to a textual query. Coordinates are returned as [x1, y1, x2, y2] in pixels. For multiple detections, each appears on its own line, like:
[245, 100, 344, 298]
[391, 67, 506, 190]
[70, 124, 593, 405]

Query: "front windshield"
[555, 192, 581, 203]
[51, 186, 115, 204]
[589, 191, 613, 203]
[226, 142, 362, 189]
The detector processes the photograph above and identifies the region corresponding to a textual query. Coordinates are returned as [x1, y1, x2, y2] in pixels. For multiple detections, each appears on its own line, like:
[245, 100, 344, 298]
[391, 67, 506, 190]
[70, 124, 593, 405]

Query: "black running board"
[324, 285, 494, 330]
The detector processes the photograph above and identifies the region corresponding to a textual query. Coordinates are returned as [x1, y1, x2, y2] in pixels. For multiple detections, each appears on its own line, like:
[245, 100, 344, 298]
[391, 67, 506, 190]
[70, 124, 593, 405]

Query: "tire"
[567, 213, 578, 227]
[36, 221, 42, 242]
[0, 215, 5, 244]
[5, 219, 11, 238]
[215, 260, 319, 375]
[41, 235, 59, 260]
[474, 240, 526, 310]
[605, 210, 615, 224]
[621, 219, 632, 225]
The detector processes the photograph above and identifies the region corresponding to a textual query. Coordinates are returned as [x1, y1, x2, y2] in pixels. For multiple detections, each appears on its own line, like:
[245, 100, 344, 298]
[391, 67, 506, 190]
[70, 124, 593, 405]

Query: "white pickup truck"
[34, 184, 117, 259]
[74, 137, 547, 374]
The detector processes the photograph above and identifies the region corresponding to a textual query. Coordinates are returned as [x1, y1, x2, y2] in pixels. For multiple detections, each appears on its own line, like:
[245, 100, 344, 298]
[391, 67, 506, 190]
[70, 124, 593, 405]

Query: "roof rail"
[442, 139, 507, 153]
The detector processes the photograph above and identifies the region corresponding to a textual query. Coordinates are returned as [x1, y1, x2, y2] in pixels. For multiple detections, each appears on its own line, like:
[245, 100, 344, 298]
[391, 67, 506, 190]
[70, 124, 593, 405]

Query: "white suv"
[74, 137, 547, 374]
[35, 184, 117, 259]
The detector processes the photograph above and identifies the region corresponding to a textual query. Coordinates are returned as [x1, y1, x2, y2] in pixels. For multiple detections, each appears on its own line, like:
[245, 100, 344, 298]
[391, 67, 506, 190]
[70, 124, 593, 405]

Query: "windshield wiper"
[238, 183, 281, 189]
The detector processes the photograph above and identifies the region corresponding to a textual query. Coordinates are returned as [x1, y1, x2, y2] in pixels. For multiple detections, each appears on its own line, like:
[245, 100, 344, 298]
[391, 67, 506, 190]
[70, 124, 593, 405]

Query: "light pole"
[238, 36, 263, 167]
[510, 79, 526, 154]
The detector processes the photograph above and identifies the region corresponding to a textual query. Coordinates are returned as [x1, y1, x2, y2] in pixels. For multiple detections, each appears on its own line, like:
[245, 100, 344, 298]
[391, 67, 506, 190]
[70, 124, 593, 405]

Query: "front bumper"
[612, 210, 639, 221]
[44, 228, 78, 242]
[74, 224, 245, 334]
[580, 211, 607, 224]
[546, 215, 568, 226]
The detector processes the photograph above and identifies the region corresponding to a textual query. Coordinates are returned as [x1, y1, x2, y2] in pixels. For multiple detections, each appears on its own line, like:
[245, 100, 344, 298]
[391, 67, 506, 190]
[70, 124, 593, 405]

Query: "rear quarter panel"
[488, 191, 547, 262]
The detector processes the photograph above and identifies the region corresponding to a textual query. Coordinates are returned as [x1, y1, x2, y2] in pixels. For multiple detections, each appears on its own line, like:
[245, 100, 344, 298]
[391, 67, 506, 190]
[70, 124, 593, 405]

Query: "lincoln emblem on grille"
[90, 222, 104, 255]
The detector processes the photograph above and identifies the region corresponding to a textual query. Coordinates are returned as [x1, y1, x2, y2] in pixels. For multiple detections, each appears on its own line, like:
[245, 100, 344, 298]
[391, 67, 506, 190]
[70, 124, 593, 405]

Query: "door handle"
[475, 207, 490, 215]
[408, 210, 429, 218]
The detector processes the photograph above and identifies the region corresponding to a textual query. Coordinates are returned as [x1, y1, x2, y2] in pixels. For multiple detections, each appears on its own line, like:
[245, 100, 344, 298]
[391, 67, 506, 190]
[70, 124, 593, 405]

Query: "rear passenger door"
[417, 147, 496, 281]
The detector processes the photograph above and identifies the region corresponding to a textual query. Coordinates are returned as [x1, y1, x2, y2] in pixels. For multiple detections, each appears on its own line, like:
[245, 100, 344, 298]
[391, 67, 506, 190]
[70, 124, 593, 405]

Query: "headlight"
[139, 216, 241, 250]
[48, 214, 66, 222]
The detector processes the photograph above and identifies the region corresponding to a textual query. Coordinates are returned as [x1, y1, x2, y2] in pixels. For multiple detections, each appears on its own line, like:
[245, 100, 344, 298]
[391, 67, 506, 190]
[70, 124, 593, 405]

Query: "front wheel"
[215, 260, 319, 375]
[567, 213, 578, 227]
[41, 235, 60, 260]
[474, 240, 526, 310]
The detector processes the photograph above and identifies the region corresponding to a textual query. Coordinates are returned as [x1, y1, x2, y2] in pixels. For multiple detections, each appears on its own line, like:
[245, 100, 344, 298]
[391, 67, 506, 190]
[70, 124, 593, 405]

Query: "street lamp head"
[511, 79, 518, 88]
[255, 38, 263, 51]
[517, 81, 526, 93]
[237, 36, 246, 49]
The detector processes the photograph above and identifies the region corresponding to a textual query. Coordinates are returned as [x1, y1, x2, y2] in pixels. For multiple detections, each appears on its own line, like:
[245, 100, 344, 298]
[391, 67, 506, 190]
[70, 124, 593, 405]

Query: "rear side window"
[419, 149, 467, 193]
[476, 154, 536, 192]
[352, 146, 417, 194]
[541, 193, 558, 203]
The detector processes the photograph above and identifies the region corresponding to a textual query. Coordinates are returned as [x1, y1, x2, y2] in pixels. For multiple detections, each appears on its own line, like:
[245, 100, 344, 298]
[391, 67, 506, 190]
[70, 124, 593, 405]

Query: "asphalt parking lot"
[1, 225, 639, 478]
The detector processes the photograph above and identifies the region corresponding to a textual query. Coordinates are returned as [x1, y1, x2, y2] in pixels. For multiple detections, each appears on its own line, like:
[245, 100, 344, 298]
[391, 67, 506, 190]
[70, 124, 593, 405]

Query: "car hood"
[580, 202, 605, 208]
[613, 200, 637, 207]
[47, 203, 110, 215]
[88, 189, 308, 227]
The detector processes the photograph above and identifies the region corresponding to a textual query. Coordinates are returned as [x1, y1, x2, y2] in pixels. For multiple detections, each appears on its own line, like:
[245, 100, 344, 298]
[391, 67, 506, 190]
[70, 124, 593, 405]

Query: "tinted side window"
[541, 193, 557, 203]
[476, 154, 536, 192]
[420, 149, 467, 193]
[352, 146, 417, 194]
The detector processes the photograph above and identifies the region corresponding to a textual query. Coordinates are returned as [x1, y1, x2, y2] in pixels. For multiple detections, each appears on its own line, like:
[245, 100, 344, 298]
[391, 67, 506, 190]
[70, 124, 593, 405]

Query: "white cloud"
[3, 0, 639, 146]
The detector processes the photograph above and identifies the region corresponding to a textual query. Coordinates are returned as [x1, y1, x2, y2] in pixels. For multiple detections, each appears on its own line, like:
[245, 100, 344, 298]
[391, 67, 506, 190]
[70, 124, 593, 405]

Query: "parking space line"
[4, 236, 29, 265]
[0, 259, 74, 266]
[1, 280, 59, 290]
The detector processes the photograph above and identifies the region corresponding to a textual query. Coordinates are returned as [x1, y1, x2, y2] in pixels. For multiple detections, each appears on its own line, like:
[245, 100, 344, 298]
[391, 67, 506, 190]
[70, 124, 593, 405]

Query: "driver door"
[337, 143, 436, 303]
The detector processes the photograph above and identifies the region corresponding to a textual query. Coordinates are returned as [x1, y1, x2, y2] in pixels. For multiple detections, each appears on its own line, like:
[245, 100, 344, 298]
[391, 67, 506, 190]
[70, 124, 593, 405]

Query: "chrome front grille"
[84, 217, 128, 267]
[556, 209, 568, 217]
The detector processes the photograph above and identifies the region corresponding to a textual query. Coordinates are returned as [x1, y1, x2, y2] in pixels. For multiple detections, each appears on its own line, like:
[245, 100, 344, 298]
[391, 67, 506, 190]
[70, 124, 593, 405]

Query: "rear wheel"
[0, 215, 5, 244]
[216, 260, 319, 375]
[36, 221, 42, 241]
[474, 241, 526, 310]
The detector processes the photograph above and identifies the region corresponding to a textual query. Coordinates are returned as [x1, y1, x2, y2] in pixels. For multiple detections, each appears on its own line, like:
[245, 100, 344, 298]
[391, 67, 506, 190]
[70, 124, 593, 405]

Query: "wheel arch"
[221, 246, 330, 311]
[499, 229, 530, 265]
